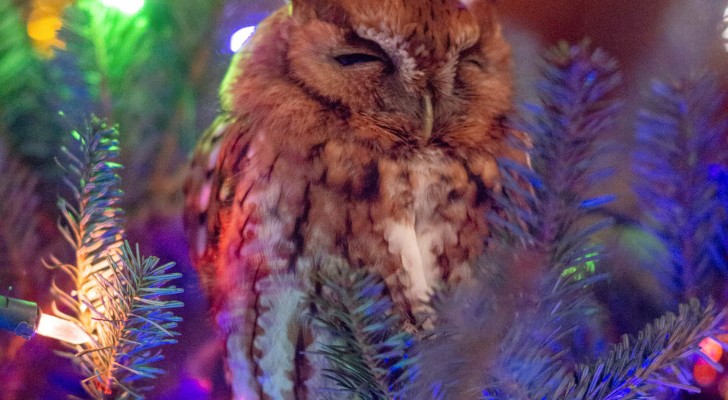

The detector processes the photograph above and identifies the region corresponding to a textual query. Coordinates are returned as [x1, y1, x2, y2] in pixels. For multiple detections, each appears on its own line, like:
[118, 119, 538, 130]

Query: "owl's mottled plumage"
[184, 0, 523, 398]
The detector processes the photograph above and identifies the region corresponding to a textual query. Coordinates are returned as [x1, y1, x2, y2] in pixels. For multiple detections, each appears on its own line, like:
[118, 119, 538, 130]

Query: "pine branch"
[511, 41, 620, 260]
[55, 1, 153, 124]
[413, 42, 621, 399]
[54, 0, 225, 212]
[561, 299, 726, 399]
[708, 165, 728, 278]
[49, 118, 183, 399]
[79, 242, 183, 399]
[310, 258, 416, 400]
[51, 118, 125, 342]
[633, 74, 728, 302]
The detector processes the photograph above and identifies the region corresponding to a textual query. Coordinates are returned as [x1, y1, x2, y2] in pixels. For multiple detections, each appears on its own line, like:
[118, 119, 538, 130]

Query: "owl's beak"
[422, 92, 434, 140]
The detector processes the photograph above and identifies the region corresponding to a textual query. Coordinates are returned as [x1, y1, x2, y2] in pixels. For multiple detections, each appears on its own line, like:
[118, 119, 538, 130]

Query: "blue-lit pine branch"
[633, 74, 728, 302]
[561, 299, 726, 399]
[78, 242, 182, 399]
[476, 42, 619, 398]
[310, 257, 416, 400]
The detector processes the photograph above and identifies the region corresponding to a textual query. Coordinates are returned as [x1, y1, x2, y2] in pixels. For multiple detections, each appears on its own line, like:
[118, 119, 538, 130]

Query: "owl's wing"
[184, 114, 235, 295]
[184, 114, 312, 399]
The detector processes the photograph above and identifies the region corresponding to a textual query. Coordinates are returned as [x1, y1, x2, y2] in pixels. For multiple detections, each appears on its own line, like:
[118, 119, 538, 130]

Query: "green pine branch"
[51, 118, 125, 339]
[310, 258, 416, 400]
[50, 118, 183, 399]
[54, 0, 227, 211]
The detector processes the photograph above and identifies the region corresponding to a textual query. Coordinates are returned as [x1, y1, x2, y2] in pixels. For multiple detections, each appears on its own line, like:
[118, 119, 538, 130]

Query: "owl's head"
[225, 0, 512, 149]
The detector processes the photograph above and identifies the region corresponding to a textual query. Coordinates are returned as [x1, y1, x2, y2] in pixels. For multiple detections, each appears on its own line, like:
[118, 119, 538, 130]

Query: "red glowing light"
[693, 337, 725, 387]
[694, 358, 719, 387]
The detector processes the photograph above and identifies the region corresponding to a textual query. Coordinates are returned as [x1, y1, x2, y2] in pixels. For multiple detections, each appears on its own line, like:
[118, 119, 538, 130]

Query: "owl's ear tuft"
[290, 0, 349, 26]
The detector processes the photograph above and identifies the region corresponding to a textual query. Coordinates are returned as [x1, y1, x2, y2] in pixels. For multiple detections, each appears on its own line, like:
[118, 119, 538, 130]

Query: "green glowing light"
[562, 252, 599, 280]
[99, 0, 144, 15]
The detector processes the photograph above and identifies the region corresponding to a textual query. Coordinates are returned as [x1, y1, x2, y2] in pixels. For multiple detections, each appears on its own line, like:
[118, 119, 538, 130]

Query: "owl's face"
[224, 0, 512, 153]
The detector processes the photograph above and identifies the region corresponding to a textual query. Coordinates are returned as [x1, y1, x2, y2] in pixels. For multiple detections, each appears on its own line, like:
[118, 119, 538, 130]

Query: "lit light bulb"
[100, 0, 144, 15]
[724, 5, 728, 52]
[693, 337, 724, 387]
[0, 295, 89, 345]
[230, 26, 256, 53]
[36, 313, 90, 345]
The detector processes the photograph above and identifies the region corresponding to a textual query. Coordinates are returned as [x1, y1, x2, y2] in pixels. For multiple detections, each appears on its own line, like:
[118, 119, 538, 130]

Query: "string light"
[693, 337, 724, 387]
[26, 2, 68, 56]
[27, 13, 62, 42]
[99, 0, 144, 15]
[230, 26, 256, 53]
[723, 5, 728, 51]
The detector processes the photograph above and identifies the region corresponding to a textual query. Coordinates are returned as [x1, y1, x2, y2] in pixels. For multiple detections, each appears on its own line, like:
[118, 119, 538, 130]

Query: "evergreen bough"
[50, 119, 183, 399]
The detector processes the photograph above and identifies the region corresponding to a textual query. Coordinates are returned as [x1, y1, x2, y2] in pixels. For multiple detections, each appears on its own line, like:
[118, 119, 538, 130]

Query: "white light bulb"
[100, 0, 144, 15]
[724, 5, 728, 51]
[230, 26, 256, 53]
[36, 313, 91, 345]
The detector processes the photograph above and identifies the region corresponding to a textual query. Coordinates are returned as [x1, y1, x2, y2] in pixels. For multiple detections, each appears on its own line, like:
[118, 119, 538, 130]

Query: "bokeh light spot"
[694, 358, 718, 387]
[100, 0, 144, 15]
[699, 337, 724, 363]
[723, 5, 728, 51]
[230, 26, 256, 53]
[27, 15, 62, 42]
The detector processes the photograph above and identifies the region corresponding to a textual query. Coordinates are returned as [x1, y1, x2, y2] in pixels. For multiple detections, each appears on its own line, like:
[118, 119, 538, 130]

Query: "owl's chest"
[299, 147, 490, 300]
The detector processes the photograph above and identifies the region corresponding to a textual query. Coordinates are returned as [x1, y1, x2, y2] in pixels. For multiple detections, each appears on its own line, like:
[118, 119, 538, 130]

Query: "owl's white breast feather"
[385, 222, 429, 302]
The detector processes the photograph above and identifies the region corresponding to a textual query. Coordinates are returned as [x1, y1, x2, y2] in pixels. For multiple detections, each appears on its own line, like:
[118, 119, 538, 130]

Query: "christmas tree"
[0, 0, 727, 399]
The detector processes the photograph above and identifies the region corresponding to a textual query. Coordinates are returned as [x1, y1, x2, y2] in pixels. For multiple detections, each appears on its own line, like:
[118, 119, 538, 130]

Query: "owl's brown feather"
[184, 0, 526, 398]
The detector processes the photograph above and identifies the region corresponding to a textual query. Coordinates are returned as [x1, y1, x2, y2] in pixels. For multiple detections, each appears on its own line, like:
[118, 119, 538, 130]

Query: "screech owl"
[184, 0, 525, 398]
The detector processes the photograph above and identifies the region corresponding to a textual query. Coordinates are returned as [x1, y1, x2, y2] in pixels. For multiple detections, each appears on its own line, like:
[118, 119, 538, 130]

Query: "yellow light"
[99, 0, 144, 15]
[230, 26, 256, 53]
[27, 15, 62, 42]
[36, 313, 90, 345]
[26, 6, 64, 56]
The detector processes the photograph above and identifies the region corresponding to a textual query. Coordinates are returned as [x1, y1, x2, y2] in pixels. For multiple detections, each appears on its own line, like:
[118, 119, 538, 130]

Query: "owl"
[184, 0, 523, 398]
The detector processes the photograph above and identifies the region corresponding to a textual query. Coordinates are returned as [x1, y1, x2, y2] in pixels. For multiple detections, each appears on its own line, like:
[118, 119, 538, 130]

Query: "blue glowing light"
[230, 26, 256, 53]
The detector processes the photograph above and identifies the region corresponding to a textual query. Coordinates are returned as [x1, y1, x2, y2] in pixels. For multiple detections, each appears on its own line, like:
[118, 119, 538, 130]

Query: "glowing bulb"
[230, 26, 256, 53]
[724, 5, 728, 51]
[27, 15, 62, 42]
[693, 337, 724, 387]
[699, 337, 724, 363]
[100, 0, 144, 15]
[36, 313, 90, 345]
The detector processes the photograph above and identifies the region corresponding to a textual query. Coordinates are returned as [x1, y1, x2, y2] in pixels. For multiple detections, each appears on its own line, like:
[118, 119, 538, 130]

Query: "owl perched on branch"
[184, 0, 525, 398]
